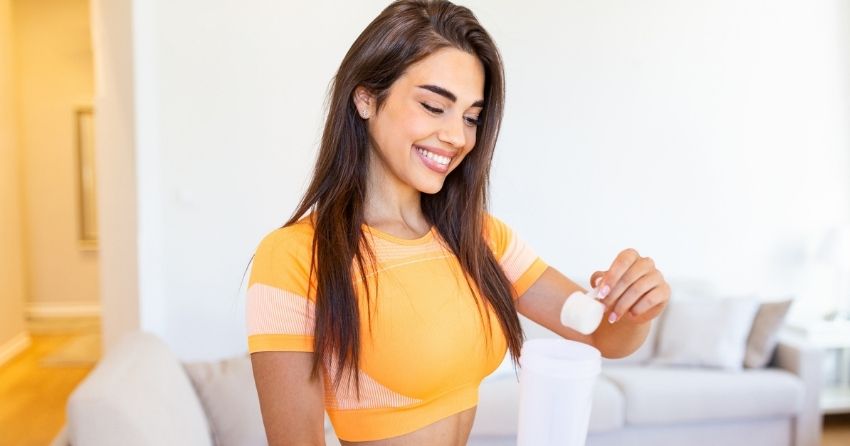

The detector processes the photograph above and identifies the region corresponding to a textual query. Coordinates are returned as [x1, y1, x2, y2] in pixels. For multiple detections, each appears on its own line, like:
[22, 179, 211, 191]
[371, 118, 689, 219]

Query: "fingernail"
[598, 284, 610, 299]
[593, 289, 605, 300]
[608, 312, 618, 324]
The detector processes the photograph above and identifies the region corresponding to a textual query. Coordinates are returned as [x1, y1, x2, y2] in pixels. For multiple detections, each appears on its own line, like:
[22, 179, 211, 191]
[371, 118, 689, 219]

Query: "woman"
[246, 1, 671, 445]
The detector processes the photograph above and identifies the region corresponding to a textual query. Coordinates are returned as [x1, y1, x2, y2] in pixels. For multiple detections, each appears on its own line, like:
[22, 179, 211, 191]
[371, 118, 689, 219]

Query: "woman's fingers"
[611, 270, 661, 323]
[599, 250, 651, 307]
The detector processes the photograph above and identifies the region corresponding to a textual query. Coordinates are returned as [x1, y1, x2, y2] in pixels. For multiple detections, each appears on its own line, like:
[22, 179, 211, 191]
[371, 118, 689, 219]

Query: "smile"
[415, 146, 452, 166]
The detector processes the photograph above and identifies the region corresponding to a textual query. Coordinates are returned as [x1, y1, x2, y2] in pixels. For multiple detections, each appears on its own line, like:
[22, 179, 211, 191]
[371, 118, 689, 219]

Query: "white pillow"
[649, 297, 760, 371]
[602, 317, 660, 366]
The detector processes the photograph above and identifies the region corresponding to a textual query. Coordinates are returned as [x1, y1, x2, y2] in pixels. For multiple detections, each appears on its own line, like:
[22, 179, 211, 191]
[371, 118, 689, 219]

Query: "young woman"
[246, 1, 671, 445]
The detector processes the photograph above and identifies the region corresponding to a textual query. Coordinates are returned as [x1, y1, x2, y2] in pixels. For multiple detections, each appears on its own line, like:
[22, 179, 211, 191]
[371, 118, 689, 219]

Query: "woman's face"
[354, 47, 485, 195]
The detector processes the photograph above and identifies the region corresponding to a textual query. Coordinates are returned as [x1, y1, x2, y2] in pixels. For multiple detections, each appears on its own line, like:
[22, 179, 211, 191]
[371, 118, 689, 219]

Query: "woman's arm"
[515, 265, 655, 359]
[251, 351, 326, 446]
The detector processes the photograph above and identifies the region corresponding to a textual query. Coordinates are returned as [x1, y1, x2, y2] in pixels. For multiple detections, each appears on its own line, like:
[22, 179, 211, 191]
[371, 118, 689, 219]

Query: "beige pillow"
[183, 355, 267, 446]
[744, 298, 793, 368]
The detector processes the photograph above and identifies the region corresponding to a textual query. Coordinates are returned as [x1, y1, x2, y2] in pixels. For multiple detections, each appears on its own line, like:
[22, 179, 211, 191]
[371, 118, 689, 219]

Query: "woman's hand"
[589, 248, 670, 325]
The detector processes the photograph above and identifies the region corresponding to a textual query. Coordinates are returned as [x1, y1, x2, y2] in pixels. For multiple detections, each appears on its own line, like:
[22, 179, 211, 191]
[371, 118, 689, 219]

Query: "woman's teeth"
[416, 147, 451, 165]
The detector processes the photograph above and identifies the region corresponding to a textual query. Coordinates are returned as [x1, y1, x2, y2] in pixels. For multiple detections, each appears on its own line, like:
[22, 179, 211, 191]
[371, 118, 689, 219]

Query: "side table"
[788, 320, 850, 414]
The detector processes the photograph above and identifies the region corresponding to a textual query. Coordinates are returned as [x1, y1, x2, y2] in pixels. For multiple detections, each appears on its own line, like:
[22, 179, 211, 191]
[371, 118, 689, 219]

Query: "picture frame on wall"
[76, 106, 97, 250]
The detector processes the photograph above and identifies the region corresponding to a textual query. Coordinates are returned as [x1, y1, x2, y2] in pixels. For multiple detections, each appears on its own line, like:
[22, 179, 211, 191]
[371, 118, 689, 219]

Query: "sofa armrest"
[770, 332, 824, 446]
[66, 331, 214, 446]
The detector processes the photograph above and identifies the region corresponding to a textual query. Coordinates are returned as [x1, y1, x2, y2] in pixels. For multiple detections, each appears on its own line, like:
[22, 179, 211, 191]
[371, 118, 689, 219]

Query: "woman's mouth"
[414, 145, 452, 174]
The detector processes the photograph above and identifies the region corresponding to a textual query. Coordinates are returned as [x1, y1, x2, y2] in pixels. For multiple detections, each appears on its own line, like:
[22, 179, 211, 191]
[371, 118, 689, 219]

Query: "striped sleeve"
[484, 213, 549, 300]
[245, 225, 316, 353]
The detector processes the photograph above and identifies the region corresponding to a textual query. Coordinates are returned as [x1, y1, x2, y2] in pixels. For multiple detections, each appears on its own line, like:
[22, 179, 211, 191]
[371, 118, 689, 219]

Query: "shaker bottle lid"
[520, 338, 601, 379]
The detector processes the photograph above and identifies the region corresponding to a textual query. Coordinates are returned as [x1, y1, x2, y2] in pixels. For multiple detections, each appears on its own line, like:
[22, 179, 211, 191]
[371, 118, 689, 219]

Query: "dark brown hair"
[284, 0, 523, 396]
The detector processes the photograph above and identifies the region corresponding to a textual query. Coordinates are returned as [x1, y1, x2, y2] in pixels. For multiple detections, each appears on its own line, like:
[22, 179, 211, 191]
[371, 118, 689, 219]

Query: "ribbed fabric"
[245, 212, 548, 441]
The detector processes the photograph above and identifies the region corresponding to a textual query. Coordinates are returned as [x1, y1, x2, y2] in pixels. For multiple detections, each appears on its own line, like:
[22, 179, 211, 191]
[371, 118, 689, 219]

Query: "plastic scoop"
[560, 287, 606, 335]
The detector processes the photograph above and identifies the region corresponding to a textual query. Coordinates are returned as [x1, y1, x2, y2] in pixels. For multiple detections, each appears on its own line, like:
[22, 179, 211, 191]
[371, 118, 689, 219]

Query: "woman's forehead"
[397, 48, 485, 105]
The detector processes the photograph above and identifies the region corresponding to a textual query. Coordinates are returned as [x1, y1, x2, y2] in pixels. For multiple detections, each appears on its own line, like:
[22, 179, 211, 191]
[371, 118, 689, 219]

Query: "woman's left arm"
[516, 248, 670, 359]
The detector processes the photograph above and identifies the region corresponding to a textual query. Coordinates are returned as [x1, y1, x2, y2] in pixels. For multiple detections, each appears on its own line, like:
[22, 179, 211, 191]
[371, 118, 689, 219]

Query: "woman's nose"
[438, 116, 467, 149]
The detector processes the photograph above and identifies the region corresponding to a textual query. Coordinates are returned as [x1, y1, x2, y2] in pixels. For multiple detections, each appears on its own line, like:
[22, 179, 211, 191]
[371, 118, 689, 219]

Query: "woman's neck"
[364, 154, 430, 236]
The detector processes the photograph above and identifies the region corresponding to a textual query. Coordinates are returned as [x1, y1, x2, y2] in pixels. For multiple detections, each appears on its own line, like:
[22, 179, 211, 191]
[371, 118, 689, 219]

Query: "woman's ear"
[352, 86, 375, 119]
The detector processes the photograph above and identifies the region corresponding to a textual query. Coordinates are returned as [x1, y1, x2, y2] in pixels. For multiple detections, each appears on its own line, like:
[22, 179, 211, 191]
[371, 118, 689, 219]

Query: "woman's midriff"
[338, 406, 477, 446]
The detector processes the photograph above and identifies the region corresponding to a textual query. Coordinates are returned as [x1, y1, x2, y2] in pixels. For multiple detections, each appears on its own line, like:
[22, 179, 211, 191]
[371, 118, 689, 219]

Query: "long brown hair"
[285, 0, 524, 396]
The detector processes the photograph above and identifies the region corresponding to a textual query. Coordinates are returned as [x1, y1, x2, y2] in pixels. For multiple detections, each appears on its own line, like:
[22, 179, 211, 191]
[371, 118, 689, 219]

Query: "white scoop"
[559, 287, 606, 335]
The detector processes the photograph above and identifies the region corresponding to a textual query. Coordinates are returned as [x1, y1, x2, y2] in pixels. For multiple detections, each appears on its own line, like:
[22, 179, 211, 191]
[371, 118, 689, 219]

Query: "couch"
[51, 317, 823, 446]
[472, 315, 823, 446]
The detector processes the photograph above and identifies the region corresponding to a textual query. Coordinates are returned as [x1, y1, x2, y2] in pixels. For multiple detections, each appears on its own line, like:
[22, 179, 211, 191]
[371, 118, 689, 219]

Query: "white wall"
[119, 0, 850, 360]
[90, 0, 140, 350]
[486, 0, 850, 319]
[0, 0, 29, 365]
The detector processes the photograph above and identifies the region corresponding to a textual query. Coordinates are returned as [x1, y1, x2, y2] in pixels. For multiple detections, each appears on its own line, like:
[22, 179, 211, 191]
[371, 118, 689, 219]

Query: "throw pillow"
[649, 297, 760, 371]
[183, 355, 267, 446]
[744, 298, 793, 368]
[601, 317, 660, 366]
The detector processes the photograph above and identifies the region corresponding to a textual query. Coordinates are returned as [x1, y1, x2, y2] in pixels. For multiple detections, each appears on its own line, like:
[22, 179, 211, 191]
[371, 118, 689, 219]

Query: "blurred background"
[0, 0, 849, 445]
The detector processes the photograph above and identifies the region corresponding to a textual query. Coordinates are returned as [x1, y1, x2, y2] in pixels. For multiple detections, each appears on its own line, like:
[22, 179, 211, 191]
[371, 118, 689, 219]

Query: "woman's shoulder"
[249, 214, 317, 294]
[255, 214, 315, 252]
[251, 215, 315, 271]
[481, 212, 524, 260]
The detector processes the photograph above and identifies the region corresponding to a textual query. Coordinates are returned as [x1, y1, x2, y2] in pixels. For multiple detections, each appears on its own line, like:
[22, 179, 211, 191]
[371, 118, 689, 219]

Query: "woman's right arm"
[251, 351, 326, 446]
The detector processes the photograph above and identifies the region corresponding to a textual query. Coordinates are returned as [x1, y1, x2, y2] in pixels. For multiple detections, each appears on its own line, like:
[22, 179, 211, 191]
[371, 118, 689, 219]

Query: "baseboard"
[0, 331, 31, 367]
[26, 302, 101, 318]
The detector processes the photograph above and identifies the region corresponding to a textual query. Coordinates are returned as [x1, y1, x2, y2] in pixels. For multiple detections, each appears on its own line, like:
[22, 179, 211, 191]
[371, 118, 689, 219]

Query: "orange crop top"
[245, 212, 548, 442]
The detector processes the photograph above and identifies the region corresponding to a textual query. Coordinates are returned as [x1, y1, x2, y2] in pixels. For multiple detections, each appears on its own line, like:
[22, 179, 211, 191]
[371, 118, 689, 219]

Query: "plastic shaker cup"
[516, 338, 601, 446]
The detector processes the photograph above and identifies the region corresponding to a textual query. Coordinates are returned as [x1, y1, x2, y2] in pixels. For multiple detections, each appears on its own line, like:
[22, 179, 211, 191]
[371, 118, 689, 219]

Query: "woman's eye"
[421, 101, 479, 127]
[420, 102, 443, 114]
[464, 116, 481, 127]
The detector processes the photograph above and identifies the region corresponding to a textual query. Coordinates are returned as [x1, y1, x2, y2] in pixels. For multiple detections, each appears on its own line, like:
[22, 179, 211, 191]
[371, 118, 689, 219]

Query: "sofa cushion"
[66, 331, 213, 446]
[184, 355, 267, 446]
[586, 376, 626, 433]
[184, 355, 336, 445]
[473, 373, 625, 436]
[601, 365, 803, 426]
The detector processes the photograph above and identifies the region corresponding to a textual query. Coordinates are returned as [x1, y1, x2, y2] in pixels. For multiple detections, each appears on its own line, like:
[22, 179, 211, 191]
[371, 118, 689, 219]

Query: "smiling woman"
[245, 1, 667, 445]
[246, 1, 527, 444]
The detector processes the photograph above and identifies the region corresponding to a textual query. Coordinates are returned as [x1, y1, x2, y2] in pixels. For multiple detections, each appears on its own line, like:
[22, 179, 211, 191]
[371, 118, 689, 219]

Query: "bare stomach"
[338, 406, 477, 446]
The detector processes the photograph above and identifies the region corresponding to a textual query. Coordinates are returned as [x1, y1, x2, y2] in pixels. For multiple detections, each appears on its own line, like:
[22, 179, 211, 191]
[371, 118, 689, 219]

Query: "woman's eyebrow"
[417, 84, 485, 108]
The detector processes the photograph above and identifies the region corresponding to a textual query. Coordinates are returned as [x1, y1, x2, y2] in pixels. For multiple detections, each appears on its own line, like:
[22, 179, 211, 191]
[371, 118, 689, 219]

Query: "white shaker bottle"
[516, 287, 605, 446]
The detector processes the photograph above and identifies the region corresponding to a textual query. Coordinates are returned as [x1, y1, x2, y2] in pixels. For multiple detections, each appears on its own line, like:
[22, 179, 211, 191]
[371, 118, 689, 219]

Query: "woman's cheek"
[407, 115, 436, 140]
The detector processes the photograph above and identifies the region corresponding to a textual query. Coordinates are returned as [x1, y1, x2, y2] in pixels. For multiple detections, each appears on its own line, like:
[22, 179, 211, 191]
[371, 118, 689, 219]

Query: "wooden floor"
[1, 317, 850, 446]
[823, 413, 850, 446]
[0, 317, 99, 446]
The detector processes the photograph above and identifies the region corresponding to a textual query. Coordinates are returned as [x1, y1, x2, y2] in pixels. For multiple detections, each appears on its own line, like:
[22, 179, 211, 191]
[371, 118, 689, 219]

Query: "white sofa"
[472, 316, 823, 446]
[52, 320, 823, 446]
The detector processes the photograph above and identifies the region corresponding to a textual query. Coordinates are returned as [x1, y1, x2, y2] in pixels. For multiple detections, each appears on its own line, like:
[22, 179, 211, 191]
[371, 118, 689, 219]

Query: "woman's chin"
[416, 178, 447, 195]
